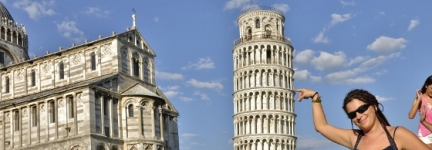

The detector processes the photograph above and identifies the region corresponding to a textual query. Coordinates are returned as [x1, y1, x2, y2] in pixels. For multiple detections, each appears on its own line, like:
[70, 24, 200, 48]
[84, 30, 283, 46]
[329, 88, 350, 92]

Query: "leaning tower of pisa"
[232, 6, 296, 150]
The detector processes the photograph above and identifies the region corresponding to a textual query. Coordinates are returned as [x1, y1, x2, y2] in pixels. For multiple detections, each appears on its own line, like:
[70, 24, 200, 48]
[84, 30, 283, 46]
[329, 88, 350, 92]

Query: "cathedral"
[0, 2, 179, 150]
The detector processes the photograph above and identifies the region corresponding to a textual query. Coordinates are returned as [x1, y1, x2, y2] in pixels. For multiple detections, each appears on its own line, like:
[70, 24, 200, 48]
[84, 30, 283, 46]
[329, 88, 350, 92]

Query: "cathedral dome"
[0, 2, 29, 66]
[0, 2, 14, 21]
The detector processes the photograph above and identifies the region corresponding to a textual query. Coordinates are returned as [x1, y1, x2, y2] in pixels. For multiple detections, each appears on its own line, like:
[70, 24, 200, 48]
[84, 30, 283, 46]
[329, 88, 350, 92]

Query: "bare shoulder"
[386, 126, 414, 141]
[390, 126, 411, 137]
[390, 126, 430, 149]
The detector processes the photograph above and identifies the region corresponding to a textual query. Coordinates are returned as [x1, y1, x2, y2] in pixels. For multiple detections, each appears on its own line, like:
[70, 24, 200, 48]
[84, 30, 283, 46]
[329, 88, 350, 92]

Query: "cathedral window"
[67, 96, 74, 118]
[0, 51, 4, 64]
[104, 126, 110, 137]
[5, 76, 9, 93]
[14, 110, 19, 131]
[49, 101, 56, 123]
[103, 97, 109, 116]
[31, 70, 36, 86]
[132, 53, 140, 77]
[143, 45, 148, 51]
[121, 47, 129, 73]
[31, 105, 37, 127]
[0, 27, 5, 39]
[18, 34, 22, 46]
[128, 104, 134, 117]
[91, 52, 96, 70]
[136, 39, 141, 48]
[255, 19, 260, 28]
[59, 62, 64, 79]
[143, 59, 149, 82]
[6, 29, 11, 42]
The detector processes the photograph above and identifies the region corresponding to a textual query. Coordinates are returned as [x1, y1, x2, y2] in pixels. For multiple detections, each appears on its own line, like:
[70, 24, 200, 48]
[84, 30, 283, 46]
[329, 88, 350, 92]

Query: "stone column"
[151, 105, 156, 138]
[159, 106, 164, 140]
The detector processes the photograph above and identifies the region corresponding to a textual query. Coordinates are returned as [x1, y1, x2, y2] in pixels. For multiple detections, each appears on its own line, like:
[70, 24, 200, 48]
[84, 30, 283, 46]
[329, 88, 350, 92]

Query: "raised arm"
[294, 88, 354, 148]
[408, 89, 422, 119]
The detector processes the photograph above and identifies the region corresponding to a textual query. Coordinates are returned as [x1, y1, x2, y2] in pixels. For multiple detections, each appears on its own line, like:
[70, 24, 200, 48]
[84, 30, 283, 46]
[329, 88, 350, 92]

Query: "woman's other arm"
[409, 89, 422, 119]
[295, 88, 354, 148]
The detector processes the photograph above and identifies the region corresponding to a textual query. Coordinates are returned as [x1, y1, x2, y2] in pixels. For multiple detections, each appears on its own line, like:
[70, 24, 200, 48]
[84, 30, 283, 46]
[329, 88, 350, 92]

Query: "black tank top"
[353, 126, 398, 150]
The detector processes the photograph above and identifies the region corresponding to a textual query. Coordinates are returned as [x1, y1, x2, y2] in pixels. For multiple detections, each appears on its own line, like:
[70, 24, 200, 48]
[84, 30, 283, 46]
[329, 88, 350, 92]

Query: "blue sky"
[2, 0, 431, 150]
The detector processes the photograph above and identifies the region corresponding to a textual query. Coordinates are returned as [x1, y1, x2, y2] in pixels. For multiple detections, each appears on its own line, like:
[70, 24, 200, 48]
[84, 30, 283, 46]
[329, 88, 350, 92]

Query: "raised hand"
[416, 89, 422, 100]
[293, 88, 317, 102]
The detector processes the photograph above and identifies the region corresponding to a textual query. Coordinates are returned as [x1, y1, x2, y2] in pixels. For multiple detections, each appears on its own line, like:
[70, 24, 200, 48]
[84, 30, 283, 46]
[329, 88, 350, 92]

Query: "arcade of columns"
[233, 42, 296, 150]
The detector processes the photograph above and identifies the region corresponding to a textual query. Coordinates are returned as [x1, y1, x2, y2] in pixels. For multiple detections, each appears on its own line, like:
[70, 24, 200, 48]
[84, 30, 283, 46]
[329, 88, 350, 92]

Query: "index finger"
[293, 88, 305, 92]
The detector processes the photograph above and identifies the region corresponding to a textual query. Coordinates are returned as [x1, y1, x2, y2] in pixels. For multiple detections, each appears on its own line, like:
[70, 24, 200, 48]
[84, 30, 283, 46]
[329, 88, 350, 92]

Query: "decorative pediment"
[118, 29, 156, 56]
[121, 83, 161, 99]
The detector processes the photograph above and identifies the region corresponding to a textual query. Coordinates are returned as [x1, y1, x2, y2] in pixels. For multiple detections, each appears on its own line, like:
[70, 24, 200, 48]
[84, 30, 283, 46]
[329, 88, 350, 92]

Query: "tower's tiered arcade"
[232, 6, 297, 150]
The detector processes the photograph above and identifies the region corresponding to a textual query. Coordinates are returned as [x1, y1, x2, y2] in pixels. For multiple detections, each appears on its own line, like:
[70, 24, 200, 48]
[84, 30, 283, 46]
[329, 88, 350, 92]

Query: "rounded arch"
[96, 142, 108, 150]
[121, 46, 129, 58]
[70, 144, 84, 150]
[127, 104, 134, 117]
[255, 18, 260, 28]
[111, 145, 120, 150]
[0, 48, 18, 65]
[132, 51, 140, 61]
[122, 97, 136, 107]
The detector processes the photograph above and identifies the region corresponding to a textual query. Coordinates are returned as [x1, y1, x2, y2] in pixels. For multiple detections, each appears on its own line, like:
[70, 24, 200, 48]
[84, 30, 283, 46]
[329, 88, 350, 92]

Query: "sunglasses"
[347, 103, 371, 119]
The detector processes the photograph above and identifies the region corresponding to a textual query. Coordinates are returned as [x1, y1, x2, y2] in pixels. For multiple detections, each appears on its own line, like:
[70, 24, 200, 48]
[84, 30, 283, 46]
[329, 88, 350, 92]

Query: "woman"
[409, 75, 432, 148]
[295, 88, 430, 149]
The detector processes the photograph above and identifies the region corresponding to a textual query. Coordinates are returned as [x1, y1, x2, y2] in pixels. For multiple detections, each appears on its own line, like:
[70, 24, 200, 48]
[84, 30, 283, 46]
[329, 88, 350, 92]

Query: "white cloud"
[13, 0, 55, 20]
[324, 53, 399, 84]
[164, 91, 180, 98]
[179, 97, 194, 102]
[325, 68, 363, 83]
[194, 91, 210, 101]
[156, 70, 183, 80]
[181, 133, 199, 140]
[374, 69, 388, 76]
[182, 58, 215, 70]
[313, 30, 330, 44]
[272, 4, 290, 13]
[310, 75, 322, 82]
[154, 17, 159, 22]
[81, 7, 110, 18]
[347, 56, 367, 66]
[294, 69, 322, 82]
[408, 19, 419, 31]
[341, 0, 355, 6]
[346, 76, 375, 84]
[376, 95, 394, 102]
[159, 86, 181, 98]
[311, 51, 346, 71]
[224, 0, 251, 10]
[360, 55, 388, 69]
[367, 36, 407, 54]
[56, 20, 85, 43]
[379, 12, 385, 16]
[293, 49, 315, 65]
[294, 69, 309, 81]
[165, 85, 180, 91]
[330, 13, 352, 26]
[187, 79, 223, 90]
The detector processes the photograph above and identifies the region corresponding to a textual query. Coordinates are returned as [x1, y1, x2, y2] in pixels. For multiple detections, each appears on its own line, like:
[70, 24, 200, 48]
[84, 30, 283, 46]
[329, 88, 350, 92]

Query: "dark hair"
[342, 89, 390, 133]
[421, 75, 432, 94]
